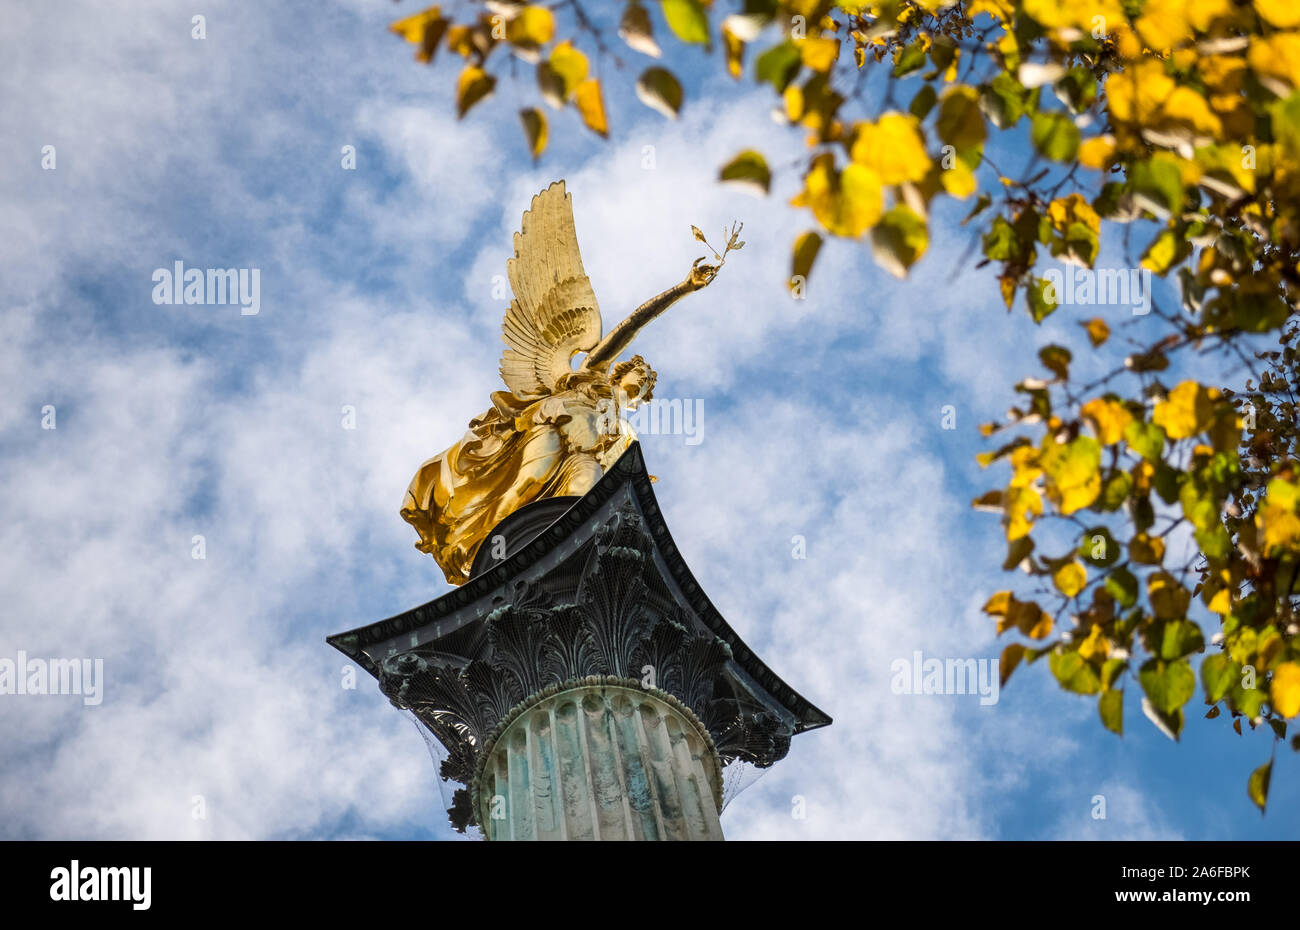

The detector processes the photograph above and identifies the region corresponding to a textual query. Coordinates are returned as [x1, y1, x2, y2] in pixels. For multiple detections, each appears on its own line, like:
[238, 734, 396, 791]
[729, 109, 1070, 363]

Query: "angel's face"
[615, 368, 651, 408]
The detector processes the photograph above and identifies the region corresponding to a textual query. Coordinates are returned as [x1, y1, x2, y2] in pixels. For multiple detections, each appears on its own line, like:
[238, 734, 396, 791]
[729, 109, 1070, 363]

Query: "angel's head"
[610, 355, 656, 408]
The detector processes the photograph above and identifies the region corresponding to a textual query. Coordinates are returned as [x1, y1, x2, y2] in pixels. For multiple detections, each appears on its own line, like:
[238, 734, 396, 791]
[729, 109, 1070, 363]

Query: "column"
[472, 679, 724, 841]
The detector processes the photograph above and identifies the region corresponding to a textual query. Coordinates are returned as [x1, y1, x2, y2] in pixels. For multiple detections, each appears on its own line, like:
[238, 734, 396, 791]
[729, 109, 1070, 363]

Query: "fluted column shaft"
[472, 679, 723, 841]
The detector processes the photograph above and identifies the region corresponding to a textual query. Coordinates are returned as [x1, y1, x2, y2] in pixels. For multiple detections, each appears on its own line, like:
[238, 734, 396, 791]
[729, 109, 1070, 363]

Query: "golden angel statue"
[401, 180, 741, 584]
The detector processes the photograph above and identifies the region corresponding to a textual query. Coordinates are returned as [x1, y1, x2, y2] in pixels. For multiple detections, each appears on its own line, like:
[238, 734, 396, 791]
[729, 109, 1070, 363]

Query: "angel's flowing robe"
[401, 378, 636, 584]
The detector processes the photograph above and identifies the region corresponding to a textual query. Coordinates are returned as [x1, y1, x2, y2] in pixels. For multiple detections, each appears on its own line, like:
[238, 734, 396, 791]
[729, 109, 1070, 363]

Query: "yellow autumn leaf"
[1040, 436, 1101, 515]
[1053, 560, 1087, 597]
[793, 154, 883, 238]
[1082, 317, 1110, 347]
[1078, 625, 1112, 662]
[1047, 193, 1100, 236]
[1130, 532, 1166, 565]
[983, 590, 1014, 616]
[575, 78, 608, 137]
[799, 37, 840, 71]
[941, 160, 976, 198]
[1188, 0, 1232, 30]
[783, 84, 805, 123]
[547, 40, 589, 102]
[506, 6, 555, 50]
[968, 0, 1013, 22]
[1078, 135, 1116, 170]
[1000, 642, 1025, 685]
[988, 592, 1052, 638]
[1256, 0, 1300, 29]
[1270, 662, 1300, 717]
[1013, 600, 1054, 639]
[391, 6, 452, 65]
[1162, 86, 1223, 138]
[1004, 485, 1042, 540]
[390, 5, 444, 44]
[1135, 0, 1193, 51]
[1023, 0, 1125, 34]
[519, 107, 547, 160]
[1201, 55, 1247, 94]
[1108, 60, 1175, 125]
[444, 25, 478, 59]
[1008, 445, 1042, 488]
[722, 25, 744, 79]
[1081, 397, 1133, 445]
[1258, 477, 1300, 554]
[1152, 380, 1219, 439]
[1249, 33, 1300, 90]
[850, 113, 930, 185]
[456, 66, 496, 119]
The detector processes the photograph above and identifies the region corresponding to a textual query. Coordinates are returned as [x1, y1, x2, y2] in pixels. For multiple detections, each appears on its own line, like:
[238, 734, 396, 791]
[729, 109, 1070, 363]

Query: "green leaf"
[1142, 697, 1185, 740]
[870, 205, 928, 278]
[909, 84, 938, 120]
[1130, 156, 1186, 217]
[1105, 566, 1139, 607]
[1026, 276, 1058, 322]
[1039, 344, 1072, 380]
[1101, 658, 1128, 690]
[1142, 229, 1191, 276]
[982, 215, 1021, 261]
[1139, 657, 1196, 715]
[1003, 535, 1034, 570]
[790, 230, 822, 291]
[1099, 470, 1133, 511]
[1031, 112, 1080, 162]
[1050, 649, 1102, 694]
[1248, 760, 1272, 812]
[1100, 688, 1124, 734]
[719, 149, 771, 196]
[1056, 221, 1099, 267]
[963, 192, 992, 226]
[661, 0, 710, 45]
[937, 86, 986, 150]
[1223, 288, 1291, 333]
[980, 72, 1029, 129]
[893, 40, 927, 77]
[1230, 675, 1267, 718]
[755, 40, 801, 92]
[635, 67, 684, 119]
[1124, 419, 1166, 462]
[1056, 66, 1098, 113]
[1079, 526, 1119, 567]
[1155, 463, 1182, 506]
[1201, 652, 1236, 703]
[1157, 619, 1205, 660]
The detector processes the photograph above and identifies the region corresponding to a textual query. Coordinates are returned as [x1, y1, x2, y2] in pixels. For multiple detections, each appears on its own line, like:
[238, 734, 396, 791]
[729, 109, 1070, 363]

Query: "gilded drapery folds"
[399, 179, 734, 584]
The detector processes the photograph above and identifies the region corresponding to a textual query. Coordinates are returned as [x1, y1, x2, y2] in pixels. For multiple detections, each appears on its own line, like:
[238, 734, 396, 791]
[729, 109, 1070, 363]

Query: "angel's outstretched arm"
[582, 259, 717, 372]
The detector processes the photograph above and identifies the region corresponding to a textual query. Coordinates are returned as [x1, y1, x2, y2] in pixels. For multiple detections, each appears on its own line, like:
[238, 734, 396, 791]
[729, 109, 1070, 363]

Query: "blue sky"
[0, 0, 1294, 840]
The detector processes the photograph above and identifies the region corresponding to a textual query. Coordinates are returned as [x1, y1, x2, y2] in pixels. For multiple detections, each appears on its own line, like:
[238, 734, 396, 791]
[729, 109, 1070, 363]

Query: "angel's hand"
[688, 257, 719, 290]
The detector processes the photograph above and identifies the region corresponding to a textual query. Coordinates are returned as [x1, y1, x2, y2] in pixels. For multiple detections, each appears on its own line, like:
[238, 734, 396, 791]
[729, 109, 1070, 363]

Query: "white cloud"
[0, 0, 1203, 841]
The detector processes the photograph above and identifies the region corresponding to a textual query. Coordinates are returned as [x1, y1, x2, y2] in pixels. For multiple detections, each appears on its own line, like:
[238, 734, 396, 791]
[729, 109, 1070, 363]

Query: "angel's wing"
[499, 181, 603, 400]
